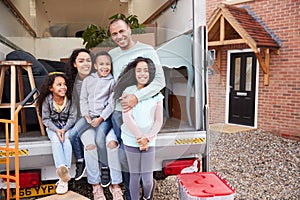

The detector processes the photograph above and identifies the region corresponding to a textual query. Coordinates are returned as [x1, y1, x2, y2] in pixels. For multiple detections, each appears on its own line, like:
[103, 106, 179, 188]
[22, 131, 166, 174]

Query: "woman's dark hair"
[37, 73, 71, 116]
[94, 51, 113, 74]
[113, 57, 156, 100]
[65, 48, 93, 93]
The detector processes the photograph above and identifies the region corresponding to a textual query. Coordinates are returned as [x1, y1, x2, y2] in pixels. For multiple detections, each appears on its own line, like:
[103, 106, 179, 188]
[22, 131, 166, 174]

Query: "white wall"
[0, 43, 13, 60]
[35, 37, 85, 61]
[10, 0, 36, 30]
[35, 0, 50, 37]
[155, 0, 193, 45]
[131, 0, 166, 23]
[0, 1, 35, 56]
[0, 0, 86, 61]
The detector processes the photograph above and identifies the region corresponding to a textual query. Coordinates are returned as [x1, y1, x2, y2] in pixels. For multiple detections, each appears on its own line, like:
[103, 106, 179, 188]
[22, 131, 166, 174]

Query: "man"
[109, 18, 165, 200]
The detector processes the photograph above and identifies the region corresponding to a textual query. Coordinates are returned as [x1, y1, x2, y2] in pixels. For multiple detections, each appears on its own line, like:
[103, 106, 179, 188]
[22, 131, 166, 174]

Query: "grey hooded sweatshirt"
[80, 72, 115, 120]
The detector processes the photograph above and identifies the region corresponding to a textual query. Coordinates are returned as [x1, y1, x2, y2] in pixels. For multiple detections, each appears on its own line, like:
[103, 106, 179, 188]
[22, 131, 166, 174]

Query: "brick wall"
[206, 0, 300, 139]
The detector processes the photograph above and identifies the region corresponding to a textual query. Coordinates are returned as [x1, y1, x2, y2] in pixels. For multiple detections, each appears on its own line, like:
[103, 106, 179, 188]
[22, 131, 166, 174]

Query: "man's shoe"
[101, 167, 111, 187]
[56, 179, 68, 194]
[56, 165, 71, 182]
[93, 184, 106, 200]
[75, 161, 86, 181]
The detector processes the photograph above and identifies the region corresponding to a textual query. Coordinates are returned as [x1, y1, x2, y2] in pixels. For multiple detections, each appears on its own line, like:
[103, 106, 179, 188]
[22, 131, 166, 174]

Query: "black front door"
[228, 52, 257, 126]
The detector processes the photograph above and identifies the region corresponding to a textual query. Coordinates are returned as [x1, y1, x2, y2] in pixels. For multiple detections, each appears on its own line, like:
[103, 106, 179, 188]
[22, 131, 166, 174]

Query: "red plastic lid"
[177, 172, 236, 197]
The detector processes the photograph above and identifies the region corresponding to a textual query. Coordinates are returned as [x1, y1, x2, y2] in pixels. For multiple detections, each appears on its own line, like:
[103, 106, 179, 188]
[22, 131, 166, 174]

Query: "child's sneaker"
[109, 185, 124, 200]
[56, 165, 71, 182]
[100, 167, 111, 187]
[56, 179, 68, 194]
[93, 184, 106, 200]
[75, 161, 86, 181]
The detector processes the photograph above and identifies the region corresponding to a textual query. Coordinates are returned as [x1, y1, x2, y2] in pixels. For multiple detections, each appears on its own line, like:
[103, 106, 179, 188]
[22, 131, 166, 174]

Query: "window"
[234, 57, 241, 91]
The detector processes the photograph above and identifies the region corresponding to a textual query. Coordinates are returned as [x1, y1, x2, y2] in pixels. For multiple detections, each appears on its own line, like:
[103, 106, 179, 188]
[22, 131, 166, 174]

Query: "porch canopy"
[207, 4, 280, 85]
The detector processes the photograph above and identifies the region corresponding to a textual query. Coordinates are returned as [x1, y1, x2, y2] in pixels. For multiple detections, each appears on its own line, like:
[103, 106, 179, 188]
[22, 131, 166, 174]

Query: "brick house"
[206, 0, 299, 140]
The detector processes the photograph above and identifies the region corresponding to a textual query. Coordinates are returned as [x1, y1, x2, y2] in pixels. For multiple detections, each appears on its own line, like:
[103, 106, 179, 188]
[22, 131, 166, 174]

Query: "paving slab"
[210, 123, 256, 133]
[38, 191, 89, 200]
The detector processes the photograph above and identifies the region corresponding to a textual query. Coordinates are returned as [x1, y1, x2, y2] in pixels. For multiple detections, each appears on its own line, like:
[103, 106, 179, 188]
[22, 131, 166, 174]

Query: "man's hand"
[121, 93, 138, 112]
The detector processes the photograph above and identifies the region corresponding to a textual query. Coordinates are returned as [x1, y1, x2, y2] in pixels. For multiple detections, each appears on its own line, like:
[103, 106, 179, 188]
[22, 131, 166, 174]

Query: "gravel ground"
[71, 129, 299, 200]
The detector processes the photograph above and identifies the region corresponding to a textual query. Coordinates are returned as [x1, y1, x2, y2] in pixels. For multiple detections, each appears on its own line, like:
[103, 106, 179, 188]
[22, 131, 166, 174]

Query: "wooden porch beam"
[264, 49, 270, 86]
[255, 49, 270, 86]
[208, 12, 223, 32]
[208, 39, 245, 46]
[220, 16, 225, 41]
[217, 48, 221, 72]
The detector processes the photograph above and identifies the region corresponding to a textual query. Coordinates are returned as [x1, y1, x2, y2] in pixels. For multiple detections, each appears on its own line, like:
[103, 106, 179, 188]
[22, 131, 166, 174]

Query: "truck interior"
[0, 0, 205, 140]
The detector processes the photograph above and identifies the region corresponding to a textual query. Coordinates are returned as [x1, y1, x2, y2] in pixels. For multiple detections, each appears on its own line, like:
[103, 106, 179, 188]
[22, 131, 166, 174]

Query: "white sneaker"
[109, 185, 124, 200]
[56, 165, 71, 182]
[56, 179, 68, 194]
[93, 184, 106, 200]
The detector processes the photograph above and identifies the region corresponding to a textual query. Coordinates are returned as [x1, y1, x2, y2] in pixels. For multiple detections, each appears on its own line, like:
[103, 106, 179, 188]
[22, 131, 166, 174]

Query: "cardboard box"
[177, 172, 235, 200]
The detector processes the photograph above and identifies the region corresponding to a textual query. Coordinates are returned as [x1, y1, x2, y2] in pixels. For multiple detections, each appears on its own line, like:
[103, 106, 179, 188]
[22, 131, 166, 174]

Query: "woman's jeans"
[80, 119, 111, 184]
[69, 117, 90, 160]
[46, 128, 72, 169]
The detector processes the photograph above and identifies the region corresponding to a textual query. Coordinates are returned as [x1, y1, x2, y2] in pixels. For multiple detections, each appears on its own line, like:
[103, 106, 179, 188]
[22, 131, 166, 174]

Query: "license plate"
[5, 183, 56, 199]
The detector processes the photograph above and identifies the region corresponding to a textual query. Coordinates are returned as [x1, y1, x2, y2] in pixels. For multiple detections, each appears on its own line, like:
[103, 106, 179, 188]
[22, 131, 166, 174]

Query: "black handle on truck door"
[20, 88, 40, 106]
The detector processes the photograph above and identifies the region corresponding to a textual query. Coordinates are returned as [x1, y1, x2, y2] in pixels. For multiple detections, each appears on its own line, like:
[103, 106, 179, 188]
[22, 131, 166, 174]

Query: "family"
[36, 18, 166, 200]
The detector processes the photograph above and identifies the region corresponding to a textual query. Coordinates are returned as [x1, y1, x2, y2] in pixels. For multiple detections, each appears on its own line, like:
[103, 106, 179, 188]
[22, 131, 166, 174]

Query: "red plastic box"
[177, 172, 236, 200]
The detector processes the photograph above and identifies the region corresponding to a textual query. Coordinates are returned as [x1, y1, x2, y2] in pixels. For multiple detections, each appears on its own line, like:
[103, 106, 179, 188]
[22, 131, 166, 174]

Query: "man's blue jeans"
[69, 117, 89, 160]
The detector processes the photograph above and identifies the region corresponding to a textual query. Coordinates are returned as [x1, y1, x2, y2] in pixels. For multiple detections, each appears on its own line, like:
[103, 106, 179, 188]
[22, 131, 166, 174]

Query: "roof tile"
[209, 4, 280, 49]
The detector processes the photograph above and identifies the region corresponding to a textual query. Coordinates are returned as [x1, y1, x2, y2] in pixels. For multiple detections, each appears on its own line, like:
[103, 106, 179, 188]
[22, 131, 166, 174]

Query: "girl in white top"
[114, 57, 164, 200]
